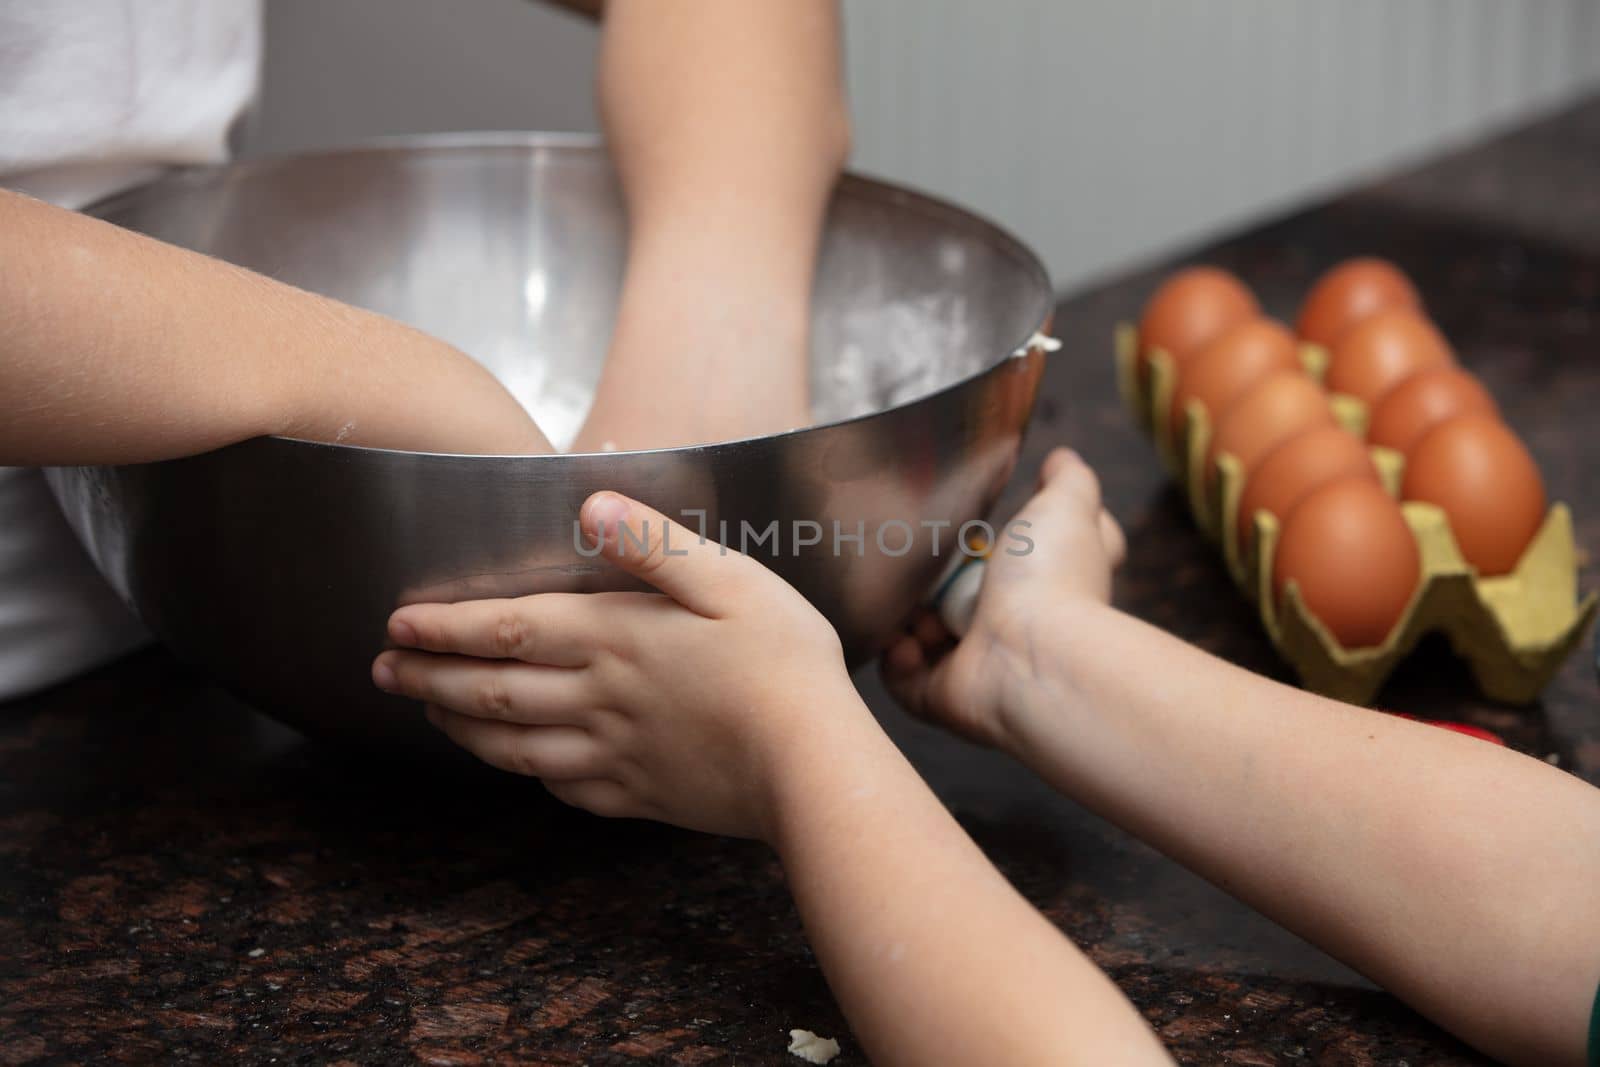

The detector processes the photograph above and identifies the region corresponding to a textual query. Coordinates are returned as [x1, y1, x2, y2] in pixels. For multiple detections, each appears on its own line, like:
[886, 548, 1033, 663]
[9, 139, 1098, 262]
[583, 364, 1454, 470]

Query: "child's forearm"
[1, 190, 549, 465]
[767, 688, 1172, 1067]
[573, 0, 847, 450]
[597, 0, 847, 291]
[992, 600, 1600, 1066]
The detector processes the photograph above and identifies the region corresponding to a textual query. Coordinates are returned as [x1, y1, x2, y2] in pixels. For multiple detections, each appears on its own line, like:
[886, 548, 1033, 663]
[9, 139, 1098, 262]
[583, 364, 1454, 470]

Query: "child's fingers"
[913, 609, 950, 648]
[425, 710, 607, 781]
[881, 635, 931, 717]
[877, 612, 946, 716]
[388, 594, 603, 666]
[543, 777, 640, 820]
[1038, 446, 1077, 486]
[1098, 509, 1127, 565]
[375, 651, 594, 725]
[1039, 447, 1102, 512]
[581, 491, 759, 618]
[884, 633, 925, 677]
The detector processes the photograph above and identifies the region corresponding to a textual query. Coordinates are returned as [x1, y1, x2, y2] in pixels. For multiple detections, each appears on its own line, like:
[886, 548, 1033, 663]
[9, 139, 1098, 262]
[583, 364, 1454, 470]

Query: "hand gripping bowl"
[47, 135, 1053, 752]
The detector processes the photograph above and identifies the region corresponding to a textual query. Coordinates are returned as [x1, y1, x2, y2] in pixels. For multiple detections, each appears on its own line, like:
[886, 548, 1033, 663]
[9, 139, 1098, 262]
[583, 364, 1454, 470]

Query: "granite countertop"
[4, 99, 1599, 1066]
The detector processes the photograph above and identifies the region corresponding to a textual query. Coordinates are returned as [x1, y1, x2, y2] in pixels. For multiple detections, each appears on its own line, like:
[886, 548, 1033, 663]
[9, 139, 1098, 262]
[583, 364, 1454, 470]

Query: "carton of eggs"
[1116, 260, 1595, 704]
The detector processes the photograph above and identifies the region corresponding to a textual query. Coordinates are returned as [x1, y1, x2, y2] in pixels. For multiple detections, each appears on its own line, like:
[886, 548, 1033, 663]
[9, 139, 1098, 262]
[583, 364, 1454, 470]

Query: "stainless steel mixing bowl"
[47, 134, 1052, 750]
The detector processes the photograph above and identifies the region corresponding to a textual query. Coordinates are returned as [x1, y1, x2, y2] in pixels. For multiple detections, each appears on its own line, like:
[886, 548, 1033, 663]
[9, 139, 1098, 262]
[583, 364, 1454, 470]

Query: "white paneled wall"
[248, 1, 1600, 290]
[843, 0, 1600, 288]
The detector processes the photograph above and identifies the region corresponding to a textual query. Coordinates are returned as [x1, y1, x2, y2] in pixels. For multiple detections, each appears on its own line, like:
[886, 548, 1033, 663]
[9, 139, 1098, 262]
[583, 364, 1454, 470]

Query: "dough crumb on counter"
[787, 1028, 841, 1064]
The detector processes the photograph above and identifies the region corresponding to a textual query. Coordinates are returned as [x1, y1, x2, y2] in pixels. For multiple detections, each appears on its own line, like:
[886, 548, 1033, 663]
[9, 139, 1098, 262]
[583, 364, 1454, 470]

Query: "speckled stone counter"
[5, 98, 1599, 1065]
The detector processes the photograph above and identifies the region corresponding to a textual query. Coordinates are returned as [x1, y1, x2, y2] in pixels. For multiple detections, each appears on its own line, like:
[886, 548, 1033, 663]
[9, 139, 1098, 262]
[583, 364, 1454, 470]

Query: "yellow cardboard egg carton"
[1115, 323, 1595, 705]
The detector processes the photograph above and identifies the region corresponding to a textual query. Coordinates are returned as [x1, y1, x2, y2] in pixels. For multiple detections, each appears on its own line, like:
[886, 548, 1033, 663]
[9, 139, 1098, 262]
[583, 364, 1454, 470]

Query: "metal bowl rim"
[85, 131, 1055, 463]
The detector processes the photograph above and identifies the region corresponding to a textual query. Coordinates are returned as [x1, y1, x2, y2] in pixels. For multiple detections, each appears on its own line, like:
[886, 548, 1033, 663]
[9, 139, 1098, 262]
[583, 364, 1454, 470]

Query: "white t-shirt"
[0, 0, 262, 699]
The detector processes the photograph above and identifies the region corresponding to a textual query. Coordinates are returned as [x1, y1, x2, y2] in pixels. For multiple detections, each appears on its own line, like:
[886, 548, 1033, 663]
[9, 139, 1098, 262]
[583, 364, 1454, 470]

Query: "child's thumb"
[580, 492, 747, 616]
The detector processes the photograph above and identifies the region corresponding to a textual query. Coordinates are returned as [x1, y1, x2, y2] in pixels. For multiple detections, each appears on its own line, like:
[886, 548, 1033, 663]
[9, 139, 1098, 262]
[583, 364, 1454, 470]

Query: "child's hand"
[371, 492, 862, 841]
[882, 449, 1125, 750]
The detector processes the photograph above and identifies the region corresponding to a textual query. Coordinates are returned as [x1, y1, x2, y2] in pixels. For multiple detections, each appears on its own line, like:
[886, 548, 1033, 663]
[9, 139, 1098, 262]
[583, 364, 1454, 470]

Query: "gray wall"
[244, 0, 1600, 290]
[242, 0, 598, 153]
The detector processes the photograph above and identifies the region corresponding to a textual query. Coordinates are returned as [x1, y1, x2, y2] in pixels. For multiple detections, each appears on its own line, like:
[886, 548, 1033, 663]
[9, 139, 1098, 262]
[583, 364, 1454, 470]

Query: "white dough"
[1014, 330, 1063, 356]
[787, 1029, 842, 1064]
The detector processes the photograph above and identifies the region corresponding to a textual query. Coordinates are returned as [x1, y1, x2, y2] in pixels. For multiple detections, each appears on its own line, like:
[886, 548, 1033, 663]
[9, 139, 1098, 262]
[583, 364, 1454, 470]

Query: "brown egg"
[1296, 258, 1421, 348]
[1137, 267, 1259, 383]
[1325, 307, 1454, 405]
[1366, 366, 1499, 455]
[1236, 425, 1379, 551]
[1401, 413, 1546, 576]
[1167, 317, 1299, 441]
[1206, 370, 1336, 486]
[1273, 477, 1420, 648]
